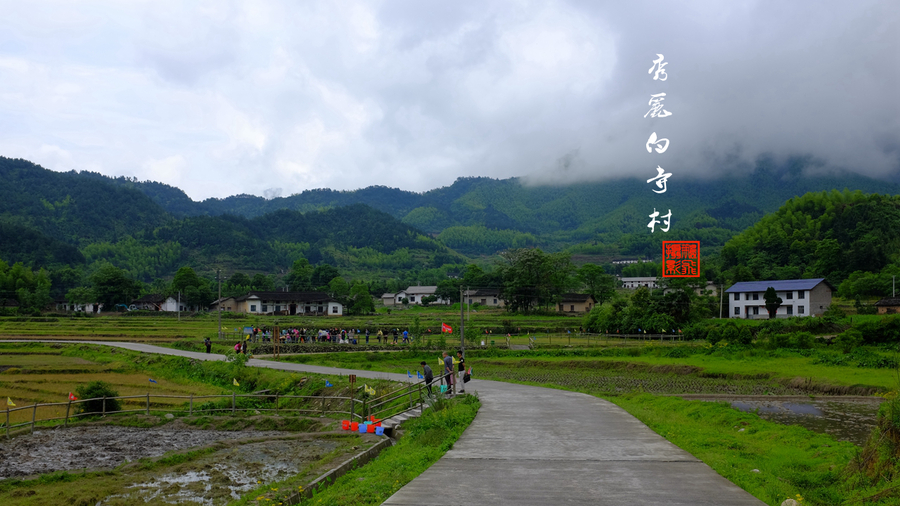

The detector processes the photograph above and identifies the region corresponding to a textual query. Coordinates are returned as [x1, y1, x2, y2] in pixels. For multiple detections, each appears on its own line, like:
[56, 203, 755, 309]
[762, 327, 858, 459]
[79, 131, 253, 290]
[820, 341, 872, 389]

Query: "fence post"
[321, 396, 326, 416]
[103, 397, 106, 415]
[31, 403, 37, 434]
[146, 393, 150, 415]
[275, 393, 279, 415]
[189, 394, 193, 416]
[232, 393, 236, 415]
[408, 384, 413, 409]
[350, 388, 355, 420]
[65, 400, 71, 427]
[6, 407, 9, 440]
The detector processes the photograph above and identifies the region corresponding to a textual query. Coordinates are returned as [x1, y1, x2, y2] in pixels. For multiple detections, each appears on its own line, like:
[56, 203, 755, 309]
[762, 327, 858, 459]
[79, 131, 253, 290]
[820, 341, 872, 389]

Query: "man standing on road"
[442, 351, 454, 395]
[204, 337, 211, 354]
[421, 361, 433, 395]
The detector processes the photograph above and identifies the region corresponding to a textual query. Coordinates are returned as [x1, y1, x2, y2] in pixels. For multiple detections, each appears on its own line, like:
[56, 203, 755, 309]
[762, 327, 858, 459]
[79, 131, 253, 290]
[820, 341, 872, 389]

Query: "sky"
[0, 0, 897, 201]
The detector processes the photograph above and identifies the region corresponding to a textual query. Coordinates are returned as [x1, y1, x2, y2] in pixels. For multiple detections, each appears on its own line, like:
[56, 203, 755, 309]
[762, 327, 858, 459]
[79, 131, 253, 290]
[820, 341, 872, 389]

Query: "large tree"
[577, 264, 617, 305]
[285, 258, 314, 292]
[497, 248, 575, 313]
[90, 264, 140, 309]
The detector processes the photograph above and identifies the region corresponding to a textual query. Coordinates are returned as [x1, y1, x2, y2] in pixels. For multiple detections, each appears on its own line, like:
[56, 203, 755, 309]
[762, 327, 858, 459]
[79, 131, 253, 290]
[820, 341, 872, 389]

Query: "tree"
[285, 258, 314, 292]
[327, 276, 350, 303]
[764, 286, 782, 319]
[311, 264, 340, 289]
[436, 279, 461, 303]
[171, 266, 201, 293]
[251, 273, 275, 291]
[90, 263, 140, 309]
[65, 286, 95, 310]
[577, 264, 617, 305]
[349, 282, 375, 314]
[497, 248, 576, 313]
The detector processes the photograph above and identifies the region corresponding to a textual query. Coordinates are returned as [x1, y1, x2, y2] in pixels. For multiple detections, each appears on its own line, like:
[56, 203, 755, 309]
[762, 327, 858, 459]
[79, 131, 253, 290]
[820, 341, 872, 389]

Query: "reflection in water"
[702, 398, 880, 446]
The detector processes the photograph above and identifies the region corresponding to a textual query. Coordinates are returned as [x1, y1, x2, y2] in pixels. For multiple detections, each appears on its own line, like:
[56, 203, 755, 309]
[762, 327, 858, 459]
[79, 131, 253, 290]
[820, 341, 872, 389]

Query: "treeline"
[717, 190, 900, 298]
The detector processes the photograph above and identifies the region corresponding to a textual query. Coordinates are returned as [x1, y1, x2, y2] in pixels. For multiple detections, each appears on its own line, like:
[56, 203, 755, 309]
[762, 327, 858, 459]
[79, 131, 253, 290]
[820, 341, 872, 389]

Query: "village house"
[388, 286, 448, 306]
[621, 277, 658, 289]
[464, 288, 504, 308]
[211, 291, 343, 316]
[556, 293, 596, 314]
[875, 297, 900, 314]
[131, 294, 198, 312]
[725, 278, 834, 319]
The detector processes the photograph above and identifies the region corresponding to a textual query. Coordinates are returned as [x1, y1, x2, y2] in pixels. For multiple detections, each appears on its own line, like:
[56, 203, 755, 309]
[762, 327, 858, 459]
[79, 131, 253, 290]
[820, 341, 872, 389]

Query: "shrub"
[791, 331, 815, 349]
[836, 328, 863, 353]
[736, 326, 753, 345]
[768, 333, 791, 349]
[707, 327, 723, 345]
[75, 381, 121, 415]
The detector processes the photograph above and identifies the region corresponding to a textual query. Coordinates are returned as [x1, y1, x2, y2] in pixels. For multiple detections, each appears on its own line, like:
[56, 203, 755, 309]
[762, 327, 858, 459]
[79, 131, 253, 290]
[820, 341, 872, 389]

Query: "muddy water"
[686, 396, 881, 446]
[0, 425, 287, 478]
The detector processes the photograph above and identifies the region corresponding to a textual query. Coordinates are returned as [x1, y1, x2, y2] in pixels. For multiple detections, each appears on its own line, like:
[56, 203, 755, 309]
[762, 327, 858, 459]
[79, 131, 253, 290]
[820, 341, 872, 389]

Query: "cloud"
[0, 0, 895, 200]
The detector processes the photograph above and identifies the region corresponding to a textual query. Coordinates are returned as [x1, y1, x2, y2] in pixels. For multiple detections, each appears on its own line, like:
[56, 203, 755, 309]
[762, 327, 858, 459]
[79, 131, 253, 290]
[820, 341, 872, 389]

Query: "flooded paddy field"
[682, 395, 881, 446]
[0, 419, 379, 505]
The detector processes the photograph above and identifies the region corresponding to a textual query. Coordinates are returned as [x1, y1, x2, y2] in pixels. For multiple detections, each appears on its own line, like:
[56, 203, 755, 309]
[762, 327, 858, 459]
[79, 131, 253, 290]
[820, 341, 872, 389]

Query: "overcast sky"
[0, 0, 897, 200]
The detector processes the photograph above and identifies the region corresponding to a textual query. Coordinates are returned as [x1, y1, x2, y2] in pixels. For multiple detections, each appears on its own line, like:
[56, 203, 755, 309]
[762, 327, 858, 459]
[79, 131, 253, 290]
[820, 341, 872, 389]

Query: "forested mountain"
[0, 157, 169, 245]
[0, 157, 460, 282]
[107, 156, 900, 257]
[717, 190, 900, 297]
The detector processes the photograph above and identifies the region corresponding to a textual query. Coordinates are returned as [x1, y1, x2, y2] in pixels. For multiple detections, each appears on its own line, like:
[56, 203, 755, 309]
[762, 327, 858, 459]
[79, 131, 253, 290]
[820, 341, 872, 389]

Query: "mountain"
[0, 157, 460, 281]
[111, 156, 900, 257]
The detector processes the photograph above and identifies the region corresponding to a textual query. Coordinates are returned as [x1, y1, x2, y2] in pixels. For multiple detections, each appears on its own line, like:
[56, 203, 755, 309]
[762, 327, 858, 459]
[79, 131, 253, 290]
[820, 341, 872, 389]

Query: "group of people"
[420, 350, 468, 396]
[242, 327, 416, 346]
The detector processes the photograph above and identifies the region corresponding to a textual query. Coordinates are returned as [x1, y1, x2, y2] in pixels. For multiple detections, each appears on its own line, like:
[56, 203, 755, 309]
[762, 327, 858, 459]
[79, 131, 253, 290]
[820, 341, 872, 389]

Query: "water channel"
[682, 395, 883, 446]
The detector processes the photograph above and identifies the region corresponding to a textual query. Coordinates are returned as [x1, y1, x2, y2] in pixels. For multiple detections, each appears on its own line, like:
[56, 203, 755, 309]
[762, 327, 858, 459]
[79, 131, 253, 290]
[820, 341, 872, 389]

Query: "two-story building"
[725, 278, 834, 319]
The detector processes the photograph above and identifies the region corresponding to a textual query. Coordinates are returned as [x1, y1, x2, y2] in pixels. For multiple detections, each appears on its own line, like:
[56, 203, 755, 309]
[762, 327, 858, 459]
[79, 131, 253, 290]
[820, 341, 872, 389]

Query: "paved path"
[20, 341, 764, 505]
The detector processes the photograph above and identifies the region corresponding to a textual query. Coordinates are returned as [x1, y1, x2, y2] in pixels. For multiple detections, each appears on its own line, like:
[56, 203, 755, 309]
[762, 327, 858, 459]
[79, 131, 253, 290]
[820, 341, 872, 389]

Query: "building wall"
[729, 286, 830, 319]
[809, 284, 832, 316]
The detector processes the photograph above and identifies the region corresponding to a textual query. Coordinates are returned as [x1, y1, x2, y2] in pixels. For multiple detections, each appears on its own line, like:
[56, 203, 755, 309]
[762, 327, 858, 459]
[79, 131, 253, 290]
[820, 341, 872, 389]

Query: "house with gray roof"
[725, 278, 834, 319]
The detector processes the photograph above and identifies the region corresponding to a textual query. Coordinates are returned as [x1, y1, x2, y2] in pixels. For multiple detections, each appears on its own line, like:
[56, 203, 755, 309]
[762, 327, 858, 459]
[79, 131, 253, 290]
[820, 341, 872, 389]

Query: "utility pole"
[177, 291, 181, 322]
[894, 276, 896, 298]
[459, 285, 465, 358]
[217, 269, 222, 340]
[466, 285, 470, 321]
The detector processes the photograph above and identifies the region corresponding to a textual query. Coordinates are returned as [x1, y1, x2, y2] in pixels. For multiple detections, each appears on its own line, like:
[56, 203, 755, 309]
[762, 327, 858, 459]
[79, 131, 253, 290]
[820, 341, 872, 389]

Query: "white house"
[621, 277, 658, 289]
[725, 278, 834, 319]
[133, 294, 199, 312]
[214, 291, 343, 316]
[394, 286, 448, 305]
[464, 288, 504, 308]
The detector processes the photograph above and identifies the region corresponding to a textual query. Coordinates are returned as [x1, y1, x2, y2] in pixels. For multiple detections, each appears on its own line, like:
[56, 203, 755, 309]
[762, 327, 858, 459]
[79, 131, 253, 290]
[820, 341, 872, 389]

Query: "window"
[786, 306, 793, 315]
[785, 291, 793, 299]
[571, 305, 575, 312]
[798, 305, 805, 314]
[481, 299, 487, 304]
[559, 304, 564, 311]
[250, 304, 257, 312]
[493, 299, 498, 304]
[734, 293, 740, 301]
[734, 307, 740, 315]
[275, 305, 281, 312]
[468, 298, 473, 304]
[262, 305, 268, 312]
[798, 291, 805, 299]
[410, 296, 416, 302]
[332, 306, 338, 314]
[752, 307, 759, 315]
[752, 293, 759, 300]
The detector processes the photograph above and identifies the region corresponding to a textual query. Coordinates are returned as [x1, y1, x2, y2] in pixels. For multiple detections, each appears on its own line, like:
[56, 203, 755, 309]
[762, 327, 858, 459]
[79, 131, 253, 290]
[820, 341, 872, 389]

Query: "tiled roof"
[875, 298, 900, 306]
[725, 278, 833, 293]
[560, 293, 595, 303]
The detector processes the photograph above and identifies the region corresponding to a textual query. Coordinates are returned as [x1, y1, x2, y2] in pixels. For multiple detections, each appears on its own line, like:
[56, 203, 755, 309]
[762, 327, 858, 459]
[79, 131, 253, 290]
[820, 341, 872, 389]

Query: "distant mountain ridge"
[109, 157, 900, 256]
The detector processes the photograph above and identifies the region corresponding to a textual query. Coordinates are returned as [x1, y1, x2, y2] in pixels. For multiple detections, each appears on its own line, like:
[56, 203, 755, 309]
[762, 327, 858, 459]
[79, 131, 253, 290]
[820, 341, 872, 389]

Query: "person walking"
[365, 328, 370, 344]
[402, 329, 409, 344]
[377, 329, 383, 344]
[456, 350, 467, 394]
[442, 351, 454, 395]
[204, 337, 211, 354]
[393, 329, 399, 344]
[421, 361, 434, 395]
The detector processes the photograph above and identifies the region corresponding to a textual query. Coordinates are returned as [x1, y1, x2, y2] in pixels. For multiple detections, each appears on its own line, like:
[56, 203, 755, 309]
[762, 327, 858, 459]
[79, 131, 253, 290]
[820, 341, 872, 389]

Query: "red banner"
[441, 322, 453, 333]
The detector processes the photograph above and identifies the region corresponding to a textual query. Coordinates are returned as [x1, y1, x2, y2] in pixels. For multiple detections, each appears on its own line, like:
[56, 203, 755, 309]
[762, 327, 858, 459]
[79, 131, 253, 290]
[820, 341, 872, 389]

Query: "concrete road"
[15, 341, 764, 505]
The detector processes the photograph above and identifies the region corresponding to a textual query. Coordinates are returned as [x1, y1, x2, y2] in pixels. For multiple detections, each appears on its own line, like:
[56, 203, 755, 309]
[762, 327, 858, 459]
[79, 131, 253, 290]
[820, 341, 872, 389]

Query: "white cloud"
[0, 0, 895, 200]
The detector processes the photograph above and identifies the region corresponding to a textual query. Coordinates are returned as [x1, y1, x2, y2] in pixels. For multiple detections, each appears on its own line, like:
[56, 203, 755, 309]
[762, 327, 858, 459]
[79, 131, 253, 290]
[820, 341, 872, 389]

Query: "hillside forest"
[1, 156, 900, 319]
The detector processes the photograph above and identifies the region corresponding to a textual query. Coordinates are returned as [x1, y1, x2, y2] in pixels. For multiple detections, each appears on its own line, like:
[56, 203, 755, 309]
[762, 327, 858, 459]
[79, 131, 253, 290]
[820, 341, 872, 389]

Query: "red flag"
[68, 392, 78, 401]
[441, 322, 452, 333]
